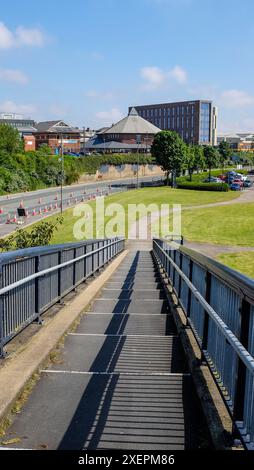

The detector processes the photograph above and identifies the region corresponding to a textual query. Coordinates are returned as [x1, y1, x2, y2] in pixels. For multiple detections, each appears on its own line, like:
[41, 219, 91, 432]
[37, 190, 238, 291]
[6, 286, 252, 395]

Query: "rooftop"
[103, 108, 161, 135]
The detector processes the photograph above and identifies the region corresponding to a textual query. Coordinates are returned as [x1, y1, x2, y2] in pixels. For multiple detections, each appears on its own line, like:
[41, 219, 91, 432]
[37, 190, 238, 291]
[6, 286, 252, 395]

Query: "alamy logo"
[73, 197, 182, 243]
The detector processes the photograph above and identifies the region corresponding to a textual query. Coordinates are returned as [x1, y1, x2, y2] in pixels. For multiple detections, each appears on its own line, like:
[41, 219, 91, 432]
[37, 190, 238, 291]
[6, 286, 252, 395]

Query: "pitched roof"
[35, 120, 78, 133]
[103, 108, 161, 135]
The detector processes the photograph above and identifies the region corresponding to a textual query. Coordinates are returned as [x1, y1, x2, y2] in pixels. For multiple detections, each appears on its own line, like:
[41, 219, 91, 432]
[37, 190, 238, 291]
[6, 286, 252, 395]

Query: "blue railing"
[153, 238, 254, 450]
[0, 238, 125, 357]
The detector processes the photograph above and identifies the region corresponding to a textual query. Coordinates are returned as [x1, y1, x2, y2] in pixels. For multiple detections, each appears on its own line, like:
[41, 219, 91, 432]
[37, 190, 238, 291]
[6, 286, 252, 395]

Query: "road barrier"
[0, 237, 125, 358]
[153, 238, 254, 450]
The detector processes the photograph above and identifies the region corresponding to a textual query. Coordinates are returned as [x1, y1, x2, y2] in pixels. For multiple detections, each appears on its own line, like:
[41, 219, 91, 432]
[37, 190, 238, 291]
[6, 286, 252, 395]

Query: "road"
[0, 175, 163, 237]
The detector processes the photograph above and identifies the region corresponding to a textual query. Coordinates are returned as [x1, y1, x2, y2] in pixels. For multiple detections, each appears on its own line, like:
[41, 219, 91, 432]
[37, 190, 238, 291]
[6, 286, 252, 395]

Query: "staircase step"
[90, 299, 170, 314]
[78, 313, 176, 335]
[50, 335, 187, 373]
[99, 289, 166, 300]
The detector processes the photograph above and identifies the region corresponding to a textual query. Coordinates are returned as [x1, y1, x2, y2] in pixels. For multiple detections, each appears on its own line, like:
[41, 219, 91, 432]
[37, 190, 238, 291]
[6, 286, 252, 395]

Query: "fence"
[0, 238, 125, 357]
[153, 238, 254, 450]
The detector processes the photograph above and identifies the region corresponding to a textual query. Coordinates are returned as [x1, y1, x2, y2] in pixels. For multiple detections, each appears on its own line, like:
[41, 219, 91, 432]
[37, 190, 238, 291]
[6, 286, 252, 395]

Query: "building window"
[167, 117, 170, 128]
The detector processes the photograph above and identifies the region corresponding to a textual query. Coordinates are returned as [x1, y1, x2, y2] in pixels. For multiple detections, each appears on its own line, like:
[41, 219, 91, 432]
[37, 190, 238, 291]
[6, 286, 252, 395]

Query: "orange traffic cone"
[0, 208, 3, 214]
[32, 208, 36, 216]
[44, 206, 48, 213]
[13, 214, 17, 223]
[19, 200, 24, 209]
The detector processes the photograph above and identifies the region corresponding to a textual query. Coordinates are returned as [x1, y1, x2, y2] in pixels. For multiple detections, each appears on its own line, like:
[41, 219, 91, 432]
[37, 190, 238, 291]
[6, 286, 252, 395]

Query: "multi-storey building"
[129, 100, 218, 146]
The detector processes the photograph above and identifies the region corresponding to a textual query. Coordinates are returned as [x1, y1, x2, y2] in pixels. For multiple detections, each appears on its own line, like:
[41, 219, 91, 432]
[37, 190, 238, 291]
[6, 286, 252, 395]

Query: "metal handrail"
[153, 239, 254, 377]
[0, 239, 122, 296]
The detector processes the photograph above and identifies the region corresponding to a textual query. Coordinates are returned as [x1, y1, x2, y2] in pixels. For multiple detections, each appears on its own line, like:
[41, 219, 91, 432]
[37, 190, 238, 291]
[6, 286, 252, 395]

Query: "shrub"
[177, 182, 229, 192]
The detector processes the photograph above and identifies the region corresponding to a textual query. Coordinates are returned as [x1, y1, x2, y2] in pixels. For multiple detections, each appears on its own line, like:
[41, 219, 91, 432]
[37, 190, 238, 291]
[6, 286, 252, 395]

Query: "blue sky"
[0, 0, 254, 132]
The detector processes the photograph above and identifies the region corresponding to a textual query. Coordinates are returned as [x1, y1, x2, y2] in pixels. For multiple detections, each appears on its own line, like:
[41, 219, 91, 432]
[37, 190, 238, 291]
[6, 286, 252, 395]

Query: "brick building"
[129, 100, 218, 146]
[35, 120, 81, 153]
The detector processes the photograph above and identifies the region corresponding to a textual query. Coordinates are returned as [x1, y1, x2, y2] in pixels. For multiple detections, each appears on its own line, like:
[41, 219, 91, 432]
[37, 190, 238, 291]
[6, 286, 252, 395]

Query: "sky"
[0, 0, 254, 133]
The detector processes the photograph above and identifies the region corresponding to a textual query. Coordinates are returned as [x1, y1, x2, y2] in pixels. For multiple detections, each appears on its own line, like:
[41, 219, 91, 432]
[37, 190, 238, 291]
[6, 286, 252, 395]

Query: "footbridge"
[0, 238, 253, 450]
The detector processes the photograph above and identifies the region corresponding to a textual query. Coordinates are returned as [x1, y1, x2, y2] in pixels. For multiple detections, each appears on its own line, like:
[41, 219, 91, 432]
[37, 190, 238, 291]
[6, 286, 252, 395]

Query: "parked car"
[243, 179, 253, 188]
[218, 174, 227, 181]
[232, 178, 244, 186]
[203, 176, 222, 183]
[230, 183, 242, 191]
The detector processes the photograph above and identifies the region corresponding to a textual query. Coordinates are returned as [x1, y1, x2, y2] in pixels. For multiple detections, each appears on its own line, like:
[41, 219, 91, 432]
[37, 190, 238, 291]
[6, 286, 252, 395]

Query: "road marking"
[40, 370, 190, 376]
[84, 312, 171, 316]
[69, 333, 177, 338]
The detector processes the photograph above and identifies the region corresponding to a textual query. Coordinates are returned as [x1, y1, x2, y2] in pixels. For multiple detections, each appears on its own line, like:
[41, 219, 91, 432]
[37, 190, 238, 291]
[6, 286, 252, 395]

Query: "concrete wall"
[78, 163, 165, 183]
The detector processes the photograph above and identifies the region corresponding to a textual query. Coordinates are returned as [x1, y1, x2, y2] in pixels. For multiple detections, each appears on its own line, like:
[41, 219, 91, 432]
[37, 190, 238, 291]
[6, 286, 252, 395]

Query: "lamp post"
[136, 134, 141, 189]
[60, 132, 64, 214]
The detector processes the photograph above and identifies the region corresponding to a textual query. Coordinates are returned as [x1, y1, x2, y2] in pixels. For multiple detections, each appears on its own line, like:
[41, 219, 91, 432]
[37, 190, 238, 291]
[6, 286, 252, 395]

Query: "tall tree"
[218, 141, 233, 168]
[203, 146, 219, 179]
[193, 145, 205, 173]
[0, 123, 23, 155]
[185, 145, 195, 181]
[151, 131, 187, 186]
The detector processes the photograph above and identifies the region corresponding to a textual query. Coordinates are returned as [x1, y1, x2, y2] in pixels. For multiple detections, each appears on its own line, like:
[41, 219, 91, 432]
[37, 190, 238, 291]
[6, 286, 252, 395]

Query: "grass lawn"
[23, 187, 240, 244]
[167, 202, 254, 247]
[217, 252, 254, 279]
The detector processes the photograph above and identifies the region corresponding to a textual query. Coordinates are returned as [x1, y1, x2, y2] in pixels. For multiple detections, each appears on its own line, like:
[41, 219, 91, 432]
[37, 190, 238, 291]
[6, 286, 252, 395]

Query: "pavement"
[0, 247, 205, 450]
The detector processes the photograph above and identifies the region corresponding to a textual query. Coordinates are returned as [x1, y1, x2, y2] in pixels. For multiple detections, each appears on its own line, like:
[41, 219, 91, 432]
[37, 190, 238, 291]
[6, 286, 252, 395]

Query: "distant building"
[85, 108, 161, 153]
[0, 112, 37, 151]
[129, 100, 218, 146]
[35, 120, 81, 153]
[218, 133, 254, 152]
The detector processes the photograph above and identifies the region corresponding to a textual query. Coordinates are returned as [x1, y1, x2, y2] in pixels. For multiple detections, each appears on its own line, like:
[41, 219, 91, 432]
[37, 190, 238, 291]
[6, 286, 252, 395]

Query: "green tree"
[151, 131, 187, 186]
[0, 123, 23, 155]
[185, 145, 196, 181]
[0, 217, 63, 252]
[203, 146, 219, 179]
[193, 145, 205, 173]
[218, 141, 233, 168]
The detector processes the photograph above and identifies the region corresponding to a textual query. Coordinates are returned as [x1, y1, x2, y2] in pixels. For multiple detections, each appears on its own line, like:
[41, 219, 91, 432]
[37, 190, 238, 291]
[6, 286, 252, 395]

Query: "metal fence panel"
[0, 238, 124, 354]
[189, 263, 206, 343]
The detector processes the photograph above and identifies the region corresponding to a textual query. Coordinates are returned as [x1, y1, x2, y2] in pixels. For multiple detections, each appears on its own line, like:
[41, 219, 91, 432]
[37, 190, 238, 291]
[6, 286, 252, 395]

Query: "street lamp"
[136, 134, 142, 189]
[60, 132, 64, 214]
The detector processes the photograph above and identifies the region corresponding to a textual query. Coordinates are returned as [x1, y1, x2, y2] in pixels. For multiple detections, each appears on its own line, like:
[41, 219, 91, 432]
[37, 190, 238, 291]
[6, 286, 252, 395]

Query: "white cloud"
[140, 65, 187, 90]
[169, 65, 187, 84]
[0, 21, 46, 49]
[0, 100, 36, 115]
[96, 107, 123, 123]
[220, 89, 254, 108]
[0, 68, 29, 84]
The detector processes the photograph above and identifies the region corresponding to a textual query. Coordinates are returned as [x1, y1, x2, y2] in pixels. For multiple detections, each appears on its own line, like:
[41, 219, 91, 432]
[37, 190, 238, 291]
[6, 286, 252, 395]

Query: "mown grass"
[26, 187, 240, 244]
[162, 202, 254, 247]
[217, 252, 254, 279]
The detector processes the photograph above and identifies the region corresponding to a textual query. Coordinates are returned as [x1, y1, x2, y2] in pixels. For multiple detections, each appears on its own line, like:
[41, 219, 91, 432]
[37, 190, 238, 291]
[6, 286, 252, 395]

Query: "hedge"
[177, 182, 229, 192]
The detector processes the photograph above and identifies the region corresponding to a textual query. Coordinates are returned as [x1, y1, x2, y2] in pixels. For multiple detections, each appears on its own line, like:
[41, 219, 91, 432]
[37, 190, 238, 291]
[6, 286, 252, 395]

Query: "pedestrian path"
[2, 250, 202, 450]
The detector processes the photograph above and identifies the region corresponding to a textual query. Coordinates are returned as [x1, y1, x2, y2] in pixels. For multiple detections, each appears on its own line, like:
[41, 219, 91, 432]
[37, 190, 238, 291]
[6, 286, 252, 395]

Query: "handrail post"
[35, 255, 42, 325]
[233, 299, 250, 423]
[0, 264, 5, 358]
[202, 271, 211, 351]
[58, 249, 63, 302]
